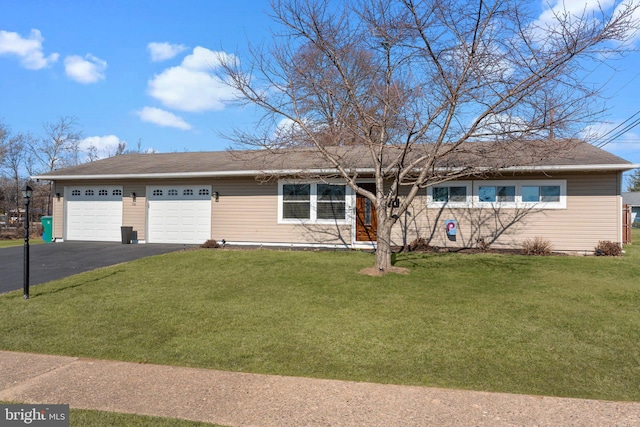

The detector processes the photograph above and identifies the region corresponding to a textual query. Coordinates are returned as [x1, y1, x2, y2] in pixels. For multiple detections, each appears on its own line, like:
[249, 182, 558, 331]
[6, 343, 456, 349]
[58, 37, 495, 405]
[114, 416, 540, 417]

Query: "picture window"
[279, 182, 349, 223]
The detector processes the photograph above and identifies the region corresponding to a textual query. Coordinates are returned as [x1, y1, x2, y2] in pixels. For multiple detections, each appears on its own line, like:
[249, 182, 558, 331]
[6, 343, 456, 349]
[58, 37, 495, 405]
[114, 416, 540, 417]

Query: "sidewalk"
[1, 350, 639, 426]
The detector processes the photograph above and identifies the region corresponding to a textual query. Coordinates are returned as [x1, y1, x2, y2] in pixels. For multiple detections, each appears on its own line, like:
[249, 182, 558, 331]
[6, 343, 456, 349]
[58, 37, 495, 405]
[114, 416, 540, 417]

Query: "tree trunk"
[375, 219, 394, 272]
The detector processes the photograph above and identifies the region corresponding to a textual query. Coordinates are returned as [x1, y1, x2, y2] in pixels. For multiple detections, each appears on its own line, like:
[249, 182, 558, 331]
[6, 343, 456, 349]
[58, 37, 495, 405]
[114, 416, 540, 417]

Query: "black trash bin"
[121, 226, 134, 244]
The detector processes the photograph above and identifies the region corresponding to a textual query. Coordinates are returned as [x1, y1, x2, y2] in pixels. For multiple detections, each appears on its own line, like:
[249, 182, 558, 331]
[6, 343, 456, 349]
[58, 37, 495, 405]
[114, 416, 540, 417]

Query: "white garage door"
[147, 185, 212, 244]
[66, 186, 123, 242]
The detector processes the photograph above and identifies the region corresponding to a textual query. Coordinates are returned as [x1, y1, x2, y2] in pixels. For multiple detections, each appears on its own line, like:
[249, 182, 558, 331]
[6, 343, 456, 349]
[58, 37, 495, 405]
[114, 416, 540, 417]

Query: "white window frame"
[476, 182, 516, 204]
[473, 179, 566, 209]
[516, 180, 566, 209]
[278, 180, 352, 224]
[427, 181, 473, 208]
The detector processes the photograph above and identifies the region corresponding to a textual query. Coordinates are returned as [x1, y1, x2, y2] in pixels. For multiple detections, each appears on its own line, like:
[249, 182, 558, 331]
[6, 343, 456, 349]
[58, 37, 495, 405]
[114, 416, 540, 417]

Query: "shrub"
[594, 240, 622, 256]
[522, 237, 553, 256]
[0, 229, 20, 240]
[408, 237, 430, 252]
[200, 239, 220, 249]
[476, 238, 491, 252]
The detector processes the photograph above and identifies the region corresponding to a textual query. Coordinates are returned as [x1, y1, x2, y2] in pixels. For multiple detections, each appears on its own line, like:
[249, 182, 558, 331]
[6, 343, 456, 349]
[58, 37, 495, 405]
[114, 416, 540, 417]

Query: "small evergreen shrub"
[522, 237, 553, 256]
[594, 240, 622, 256]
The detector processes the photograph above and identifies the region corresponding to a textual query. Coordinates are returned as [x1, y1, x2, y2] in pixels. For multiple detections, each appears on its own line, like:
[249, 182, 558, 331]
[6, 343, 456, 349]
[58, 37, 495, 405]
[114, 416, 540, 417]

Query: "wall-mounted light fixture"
[214, 191, 219, 202]
[56, 192, 61, 201]
[131, 192, 137, 203]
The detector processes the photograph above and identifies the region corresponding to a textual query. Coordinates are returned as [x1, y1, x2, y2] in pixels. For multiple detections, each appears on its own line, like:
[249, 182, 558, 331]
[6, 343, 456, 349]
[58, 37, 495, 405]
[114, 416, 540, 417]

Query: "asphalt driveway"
[0, 242, 191, 294]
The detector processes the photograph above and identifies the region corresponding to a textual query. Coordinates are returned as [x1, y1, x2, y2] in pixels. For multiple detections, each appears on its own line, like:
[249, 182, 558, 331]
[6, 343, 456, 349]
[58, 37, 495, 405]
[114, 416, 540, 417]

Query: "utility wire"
[595, 114, 640, 147]
[591, 108, 640, 148]
[592, 110, 640, 143]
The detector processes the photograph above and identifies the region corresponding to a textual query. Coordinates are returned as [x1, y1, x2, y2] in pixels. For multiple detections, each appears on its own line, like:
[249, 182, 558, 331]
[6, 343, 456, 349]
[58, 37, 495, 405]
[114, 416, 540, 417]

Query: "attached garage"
[147, 185, 212, 244]
[65, 186, 123, 242]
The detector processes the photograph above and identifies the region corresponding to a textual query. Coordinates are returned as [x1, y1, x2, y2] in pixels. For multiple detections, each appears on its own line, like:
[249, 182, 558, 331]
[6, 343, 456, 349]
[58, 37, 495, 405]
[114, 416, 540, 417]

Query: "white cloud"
[147, 42, 188, 62]
[533, 0, 640, 44]
[0, 29, 59, 69]
[136, 106, 192, 130]
[613, 1, 640, 44]
[536, 0, 616, 28]
[64, 54, 107, 84]
[582, 122, 640, 158]
[182, 46, 236, 71]
[147, 46, 238, 112]
[79, 135, 123, 160]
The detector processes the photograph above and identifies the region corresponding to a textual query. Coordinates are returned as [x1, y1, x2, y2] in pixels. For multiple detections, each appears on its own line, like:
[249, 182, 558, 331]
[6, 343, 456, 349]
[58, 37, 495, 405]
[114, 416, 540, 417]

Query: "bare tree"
[1, 132, 32, 222]
[27, 116, 82, 215]
[29, 116, 83, 174]
[0, 120, 8, 166]
[113, 140, 127, 156]
[221, 0, 640, 272]
[0, 120, 10, 222]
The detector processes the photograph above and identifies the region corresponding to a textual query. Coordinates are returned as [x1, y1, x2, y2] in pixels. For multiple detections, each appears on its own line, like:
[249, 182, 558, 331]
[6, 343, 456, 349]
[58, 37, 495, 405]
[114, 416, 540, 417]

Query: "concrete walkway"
[1, 351, 639, 426]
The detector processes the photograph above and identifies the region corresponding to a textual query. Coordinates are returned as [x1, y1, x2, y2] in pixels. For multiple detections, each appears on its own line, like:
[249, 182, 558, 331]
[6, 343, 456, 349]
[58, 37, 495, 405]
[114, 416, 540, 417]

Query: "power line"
[595, 114, 640, 148]
[590, 107, 640, 148]
[592, 110, 640, 145]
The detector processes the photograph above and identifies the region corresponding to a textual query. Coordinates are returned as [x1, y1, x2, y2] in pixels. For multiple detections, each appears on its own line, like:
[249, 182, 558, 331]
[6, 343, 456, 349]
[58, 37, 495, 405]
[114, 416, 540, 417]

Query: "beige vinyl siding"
[391, 173, 621, 253]
[50, 171, 622, 251]
[211, 177, 351, 245]
[52, 182, 64, 240]
[122, 182, 147, 241]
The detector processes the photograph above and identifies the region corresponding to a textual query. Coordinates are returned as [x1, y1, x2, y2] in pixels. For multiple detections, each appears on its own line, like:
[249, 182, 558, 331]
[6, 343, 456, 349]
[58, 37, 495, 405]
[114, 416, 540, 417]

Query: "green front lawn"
[0, 241, 639, 402]
[70, 409, 221, 426]
[0, 239, 46, 249]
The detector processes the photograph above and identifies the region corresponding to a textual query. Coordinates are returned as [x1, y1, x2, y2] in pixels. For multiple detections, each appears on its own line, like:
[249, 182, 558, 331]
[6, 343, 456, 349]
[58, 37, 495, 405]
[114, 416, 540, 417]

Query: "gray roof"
[623, 192, 640, 206]
[34, 140, 635, 180]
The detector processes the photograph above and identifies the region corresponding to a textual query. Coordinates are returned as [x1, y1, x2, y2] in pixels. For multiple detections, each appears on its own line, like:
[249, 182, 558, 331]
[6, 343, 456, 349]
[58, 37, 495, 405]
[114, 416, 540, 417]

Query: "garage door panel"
[147, 186, 212, 244]
[66, 187, 123, 242]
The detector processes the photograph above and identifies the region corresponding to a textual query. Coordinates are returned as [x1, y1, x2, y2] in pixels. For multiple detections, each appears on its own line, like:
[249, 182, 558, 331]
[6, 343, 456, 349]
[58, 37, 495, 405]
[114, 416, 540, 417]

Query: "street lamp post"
[22, 184, 33, 300]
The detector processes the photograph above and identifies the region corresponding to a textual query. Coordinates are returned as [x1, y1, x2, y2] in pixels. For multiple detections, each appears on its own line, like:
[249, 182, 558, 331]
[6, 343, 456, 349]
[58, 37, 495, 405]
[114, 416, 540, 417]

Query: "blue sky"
[1, 0, 640, 168]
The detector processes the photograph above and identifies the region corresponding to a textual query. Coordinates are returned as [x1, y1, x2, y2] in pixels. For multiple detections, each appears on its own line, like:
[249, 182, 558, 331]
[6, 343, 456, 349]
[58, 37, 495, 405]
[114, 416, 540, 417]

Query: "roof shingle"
[34, 140, 634, 180]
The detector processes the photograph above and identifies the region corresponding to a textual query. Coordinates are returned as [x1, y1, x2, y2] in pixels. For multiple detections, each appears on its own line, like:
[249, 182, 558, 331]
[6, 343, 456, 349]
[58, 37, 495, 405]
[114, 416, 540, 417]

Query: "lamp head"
[21, 184, 33, 200]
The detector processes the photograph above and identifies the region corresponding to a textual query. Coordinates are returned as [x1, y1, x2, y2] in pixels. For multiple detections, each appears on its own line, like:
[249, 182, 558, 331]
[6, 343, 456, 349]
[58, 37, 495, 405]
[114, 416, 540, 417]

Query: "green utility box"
[41, 216, 53, 243]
